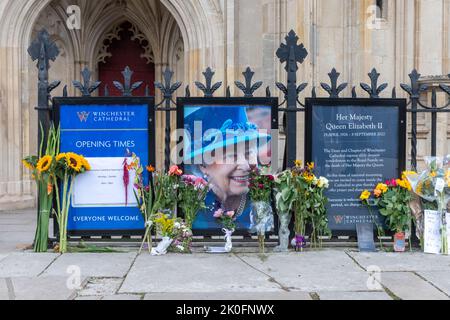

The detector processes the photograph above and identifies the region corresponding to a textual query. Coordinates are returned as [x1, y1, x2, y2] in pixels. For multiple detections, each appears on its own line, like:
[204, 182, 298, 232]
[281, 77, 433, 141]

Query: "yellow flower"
[402, 171, 417, 180]
[360, 190, 371, 201]
[430, 171, 437, 178]
[294, 160, 303, 168]
[79, 155, 91, 171]
[373, 189, 382, 198]
[307, 162, 315, 170]
[416, 182, 423, 195]
[66, 153, 82, 172]
[376, 183, 388, 194]
[303, 173, 315, 184]
[22, 159, 34, 171]
[56, 153, 66, 162]
[36, 155, 53, 173]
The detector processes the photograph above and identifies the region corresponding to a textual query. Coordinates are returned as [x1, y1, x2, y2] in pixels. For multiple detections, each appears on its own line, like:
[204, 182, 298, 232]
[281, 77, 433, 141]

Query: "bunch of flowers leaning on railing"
[248, 166, 275, 254]
[52, 152, 91, 253]
[360, 173, 414, 252]
[131, 153, 183, 254]
[274, 161, 331, 251]
[405, 157, 450, 255]
[22, 124, 91, 253]
[178, 174, 209, 230]
[22, 124, 60, 252]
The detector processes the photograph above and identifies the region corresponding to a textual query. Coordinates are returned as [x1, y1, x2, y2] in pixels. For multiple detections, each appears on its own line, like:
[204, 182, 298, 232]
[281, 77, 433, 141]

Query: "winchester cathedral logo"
[334, 215, 344, 225]
[77, 111, 90, 123]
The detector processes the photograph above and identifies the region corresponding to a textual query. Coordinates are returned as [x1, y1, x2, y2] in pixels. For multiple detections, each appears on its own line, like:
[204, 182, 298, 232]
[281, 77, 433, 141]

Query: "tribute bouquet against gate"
[360, 173, 413, 252]
[132, 153, 183, 253]
[291, 161, 331, 250]
[23, 124, 91, 253]
[405, 157, 450, 255]
[177, 174, 209, 251]
[248, 166, 275, 254]
[52, 152, 91, 253]
[22, 124, 59, 252]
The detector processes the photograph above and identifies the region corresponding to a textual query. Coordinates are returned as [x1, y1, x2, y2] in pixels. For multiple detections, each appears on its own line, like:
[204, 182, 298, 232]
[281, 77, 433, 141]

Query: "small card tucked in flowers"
[424, 210, 442, 255]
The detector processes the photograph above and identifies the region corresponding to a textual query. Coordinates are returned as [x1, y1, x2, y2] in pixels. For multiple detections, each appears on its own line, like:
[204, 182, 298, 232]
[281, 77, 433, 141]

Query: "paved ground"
[1, 210, 450, 300]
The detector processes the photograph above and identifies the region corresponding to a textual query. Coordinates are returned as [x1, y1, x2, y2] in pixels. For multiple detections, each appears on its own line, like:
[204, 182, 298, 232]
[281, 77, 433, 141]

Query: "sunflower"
[36, 155, 53, 173]
[56, 153, 67, 162]
[66, 153, 82, 172]
[79, 155, 91, 171]
[294, 160, 303, 168]
[22, 159, 34, 171]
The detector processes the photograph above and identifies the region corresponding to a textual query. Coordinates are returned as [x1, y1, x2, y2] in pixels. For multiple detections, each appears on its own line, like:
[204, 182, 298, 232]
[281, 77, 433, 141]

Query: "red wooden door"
[99, 22, 155, 96]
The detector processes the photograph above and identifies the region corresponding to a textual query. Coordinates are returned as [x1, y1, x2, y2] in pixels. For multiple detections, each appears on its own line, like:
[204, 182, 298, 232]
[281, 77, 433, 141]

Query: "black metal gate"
[28, 28, 450, 243]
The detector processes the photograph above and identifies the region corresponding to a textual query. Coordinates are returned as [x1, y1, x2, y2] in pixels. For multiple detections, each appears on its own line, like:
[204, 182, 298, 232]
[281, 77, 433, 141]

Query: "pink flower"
[226, 211, 235, 218]
[169, 165, 183, 176]
[391, 179, 398, 187]
[267, 175, 275, 181]
[214, 209, 224, 218]
[194, 177, 207, 188]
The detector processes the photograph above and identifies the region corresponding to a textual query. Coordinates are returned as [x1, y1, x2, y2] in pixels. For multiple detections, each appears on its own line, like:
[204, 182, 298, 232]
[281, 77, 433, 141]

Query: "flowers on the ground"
[53, 151, 91, 254]
[360, 173, 413, 238]
[274, 160, 331, 250]
[178, 174, 209, 234]
[249, 166, 275, 254]
[22, 125, 60, 253]
[405, 157, 450, 254]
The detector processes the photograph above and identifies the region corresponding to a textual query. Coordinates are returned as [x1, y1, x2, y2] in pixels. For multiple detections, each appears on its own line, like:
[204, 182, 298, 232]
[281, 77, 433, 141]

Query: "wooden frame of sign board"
[177, 97, 279, 238]
[52, 97, 156, 238]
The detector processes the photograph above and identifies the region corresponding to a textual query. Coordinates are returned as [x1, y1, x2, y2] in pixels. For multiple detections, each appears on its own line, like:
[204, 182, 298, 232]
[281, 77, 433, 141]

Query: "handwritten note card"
[424, 210, 442, 255]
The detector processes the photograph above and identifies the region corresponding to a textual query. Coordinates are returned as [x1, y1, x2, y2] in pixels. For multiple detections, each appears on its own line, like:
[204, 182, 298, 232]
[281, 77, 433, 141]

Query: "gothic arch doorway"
[98, 22, 155, 96]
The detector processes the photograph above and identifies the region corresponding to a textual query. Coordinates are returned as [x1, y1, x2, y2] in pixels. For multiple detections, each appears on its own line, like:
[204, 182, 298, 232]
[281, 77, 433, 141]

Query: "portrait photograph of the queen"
[181, 103, 274, 234]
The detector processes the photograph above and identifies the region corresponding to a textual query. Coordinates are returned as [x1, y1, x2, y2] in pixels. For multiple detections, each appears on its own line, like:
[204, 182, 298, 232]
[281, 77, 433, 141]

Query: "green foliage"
[375, 188, 412, 233]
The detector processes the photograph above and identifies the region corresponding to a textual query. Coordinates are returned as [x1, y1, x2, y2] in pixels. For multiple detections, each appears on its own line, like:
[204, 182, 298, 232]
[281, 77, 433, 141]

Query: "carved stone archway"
[0, 0, 224, 208]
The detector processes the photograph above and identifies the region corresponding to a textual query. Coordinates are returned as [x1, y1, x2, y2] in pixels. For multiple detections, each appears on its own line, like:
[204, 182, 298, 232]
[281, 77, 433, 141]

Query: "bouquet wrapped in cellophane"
[405, 156, 450, 255]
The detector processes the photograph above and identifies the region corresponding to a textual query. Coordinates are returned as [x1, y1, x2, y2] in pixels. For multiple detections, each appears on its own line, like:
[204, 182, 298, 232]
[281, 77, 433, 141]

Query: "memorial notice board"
[305, 98, 407, 233]
[53, 97, 155, 236]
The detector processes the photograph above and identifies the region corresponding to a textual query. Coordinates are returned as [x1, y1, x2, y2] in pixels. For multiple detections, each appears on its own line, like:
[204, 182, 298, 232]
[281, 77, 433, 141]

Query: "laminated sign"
[53, 97, 155, 236]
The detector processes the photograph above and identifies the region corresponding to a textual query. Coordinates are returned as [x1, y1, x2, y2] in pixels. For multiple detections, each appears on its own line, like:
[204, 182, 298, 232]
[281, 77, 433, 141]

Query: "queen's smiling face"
[200, 146, 257, 204]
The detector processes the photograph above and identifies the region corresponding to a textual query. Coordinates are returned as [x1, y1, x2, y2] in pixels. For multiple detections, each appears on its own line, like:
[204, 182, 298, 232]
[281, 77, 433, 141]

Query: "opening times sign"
[53, 97, 155, 236]
[305, 99, 407, 232]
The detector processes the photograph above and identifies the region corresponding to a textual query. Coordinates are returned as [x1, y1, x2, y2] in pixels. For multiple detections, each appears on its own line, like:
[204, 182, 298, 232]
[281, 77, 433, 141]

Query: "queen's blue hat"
[183, 106, 271, 163]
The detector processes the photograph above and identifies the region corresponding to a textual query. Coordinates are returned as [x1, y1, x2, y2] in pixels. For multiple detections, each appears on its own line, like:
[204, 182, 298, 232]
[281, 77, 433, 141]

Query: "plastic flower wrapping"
[405, 156, 450, 254]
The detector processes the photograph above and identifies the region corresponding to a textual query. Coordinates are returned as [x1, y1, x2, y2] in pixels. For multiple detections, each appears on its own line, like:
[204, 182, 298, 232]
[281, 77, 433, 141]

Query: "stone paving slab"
[75, 296, 102, 300]
[380, 272, 449, 300]
[239, 251, 363, 274]
[0, 253, 59, 278]
[417, 271, 450, 296]
[3, 276, 87, 300]
[0, 279, 10, 300]
[237, 251, 373, 292]
[144, 292, 312, 300]
[120, 254, 284, 294]
[78, 278, 123, 297]
[347, 251, 450, 272]
[317, 291, 392, 300]
[102, 294, 142, 300]
[42, 253, 137, 278]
